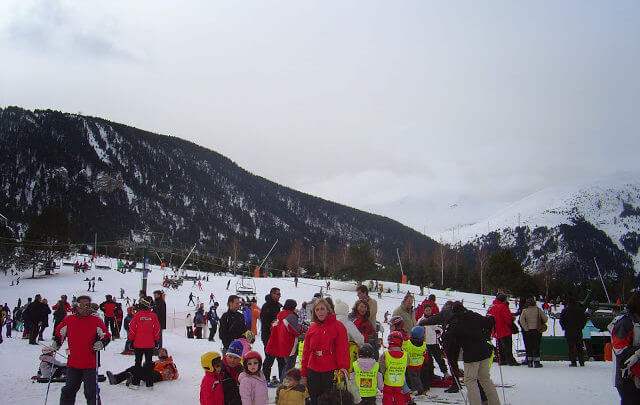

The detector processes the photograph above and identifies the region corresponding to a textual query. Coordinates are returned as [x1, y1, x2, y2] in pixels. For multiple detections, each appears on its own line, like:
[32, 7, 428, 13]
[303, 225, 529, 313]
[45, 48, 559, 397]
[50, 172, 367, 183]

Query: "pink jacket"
[239, 371, 268, 405]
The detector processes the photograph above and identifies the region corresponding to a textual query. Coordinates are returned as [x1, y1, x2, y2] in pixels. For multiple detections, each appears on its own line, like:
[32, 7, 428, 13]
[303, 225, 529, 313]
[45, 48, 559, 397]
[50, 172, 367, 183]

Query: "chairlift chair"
[236, 273, 256, 296]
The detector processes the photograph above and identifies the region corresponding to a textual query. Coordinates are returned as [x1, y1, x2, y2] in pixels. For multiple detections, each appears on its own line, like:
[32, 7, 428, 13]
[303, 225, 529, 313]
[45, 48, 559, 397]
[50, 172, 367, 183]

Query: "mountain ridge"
[1, 106, 438, 264]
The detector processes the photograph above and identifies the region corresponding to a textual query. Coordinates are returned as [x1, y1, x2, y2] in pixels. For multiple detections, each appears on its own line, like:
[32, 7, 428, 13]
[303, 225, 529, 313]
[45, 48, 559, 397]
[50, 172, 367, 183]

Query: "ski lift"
[236, 271, 256, 296]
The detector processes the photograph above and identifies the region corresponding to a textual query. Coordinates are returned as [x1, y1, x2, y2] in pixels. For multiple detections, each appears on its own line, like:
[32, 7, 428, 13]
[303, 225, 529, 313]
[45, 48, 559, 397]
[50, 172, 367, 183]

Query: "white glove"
[93, 341, 104, 351]
[622, 349, 640, 378]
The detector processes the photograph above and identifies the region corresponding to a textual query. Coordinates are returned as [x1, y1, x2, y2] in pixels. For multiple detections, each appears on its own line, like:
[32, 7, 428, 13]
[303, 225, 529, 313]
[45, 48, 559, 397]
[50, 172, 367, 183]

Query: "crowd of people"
[3, 277, 640, 405]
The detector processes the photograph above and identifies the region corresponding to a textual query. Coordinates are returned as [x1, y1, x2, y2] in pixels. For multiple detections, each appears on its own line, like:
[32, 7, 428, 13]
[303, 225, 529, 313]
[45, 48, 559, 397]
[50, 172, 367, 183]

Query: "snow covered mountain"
[0, 106, 437, 261]
[452, 173, 640, 278]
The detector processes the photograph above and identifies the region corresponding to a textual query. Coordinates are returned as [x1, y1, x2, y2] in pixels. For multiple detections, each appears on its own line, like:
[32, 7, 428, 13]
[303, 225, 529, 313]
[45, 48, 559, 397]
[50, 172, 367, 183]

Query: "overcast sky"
[1, 1, 639, 236]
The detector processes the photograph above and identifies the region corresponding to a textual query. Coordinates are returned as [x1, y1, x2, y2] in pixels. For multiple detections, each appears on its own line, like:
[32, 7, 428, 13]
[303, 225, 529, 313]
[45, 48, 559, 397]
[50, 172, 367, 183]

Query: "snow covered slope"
[0, 260, 618, 404]
[447, 172, 640, 275]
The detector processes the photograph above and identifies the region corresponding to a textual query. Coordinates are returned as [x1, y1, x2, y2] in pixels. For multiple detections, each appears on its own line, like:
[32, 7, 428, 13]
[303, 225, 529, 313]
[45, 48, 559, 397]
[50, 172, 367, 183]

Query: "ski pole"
[44, 353, 57, 405]
[95, 350, 101, 405]
[37, 342, 68, 359]
[438, 338, 468, 405]
[494, 338, 507, 405]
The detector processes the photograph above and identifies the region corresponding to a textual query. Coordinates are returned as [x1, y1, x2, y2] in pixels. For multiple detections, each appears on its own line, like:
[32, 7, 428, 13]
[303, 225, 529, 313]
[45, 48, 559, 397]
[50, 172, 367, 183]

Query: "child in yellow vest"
[379, 332, 408, 405]
[405, 326, 428, 396]
[351, 343, 383, 405]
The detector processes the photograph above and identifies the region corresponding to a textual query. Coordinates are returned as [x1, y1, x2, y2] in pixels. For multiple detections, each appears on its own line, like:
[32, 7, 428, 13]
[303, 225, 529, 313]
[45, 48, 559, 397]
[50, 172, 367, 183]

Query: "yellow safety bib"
[383, 351, 407, 387]
[353, 361, 379, 397]
[349, 342, 359, 372]
[406, 341, 427, 367]
[296, 341, 304, 368]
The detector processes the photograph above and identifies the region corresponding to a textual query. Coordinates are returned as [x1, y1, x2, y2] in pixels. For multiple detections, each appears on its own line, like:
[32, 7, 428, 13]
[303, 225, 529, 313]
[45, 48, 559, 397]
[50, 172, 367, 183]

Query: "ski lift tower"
[118, 229, 170, 295]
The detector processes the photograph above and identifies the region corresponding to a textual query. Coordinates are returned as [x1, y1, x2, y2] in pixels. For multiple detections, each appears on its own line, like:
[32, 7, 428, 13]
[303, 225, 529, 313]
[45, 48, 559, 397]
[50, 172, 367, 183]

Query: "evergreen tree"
[21, 206, 72, 277]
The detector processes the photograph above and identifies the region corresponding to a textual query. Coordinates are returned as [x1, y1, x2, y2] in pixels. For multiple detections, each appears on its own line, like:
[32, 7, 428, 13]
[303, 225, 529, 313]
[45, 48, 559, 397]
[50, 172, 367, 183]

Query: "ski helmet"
[410, 326, 425, 340]
[388, 331, 404, 348]
[242, 350, 263, 373]
[389, 316, 404, 329]
[358, 343, 375, 358]
[201, 351, 221, 371]
[243, 330, 256, 344]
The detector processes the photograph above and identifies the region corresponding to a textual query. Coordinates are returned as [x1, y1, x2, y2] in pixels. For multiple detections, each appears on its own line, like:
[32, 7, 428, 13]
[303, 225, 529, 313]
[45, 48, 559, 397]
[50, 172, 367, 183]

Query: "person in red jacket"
[53, 295, 110, 405]
[99, 295, 118, 339]
[265, 299, 301, 384]
[415, 294, 440, 321]
[200, 351, 225, 404]
[301, 298, 350, 405]
[128, 296, 161, 388]
[487, 293, 519, 366]
[52, 294, 72, 314]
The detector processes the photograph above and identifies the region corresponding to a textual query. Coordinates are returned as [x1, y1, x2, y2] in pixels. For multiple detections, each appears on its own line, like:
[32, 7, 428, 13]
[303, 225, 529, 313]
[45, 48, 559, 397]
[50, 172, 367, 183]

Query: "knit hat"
[227, 340, 244, 358]
[333, 299, 349, 316]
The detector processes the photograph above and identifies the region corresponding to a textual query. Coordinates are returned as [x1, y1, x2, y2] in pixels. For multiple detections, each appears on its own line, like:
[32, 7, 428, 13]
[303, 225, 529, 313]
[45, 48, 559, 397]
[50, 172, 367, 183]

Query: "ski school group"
[3, 283, 640, 405]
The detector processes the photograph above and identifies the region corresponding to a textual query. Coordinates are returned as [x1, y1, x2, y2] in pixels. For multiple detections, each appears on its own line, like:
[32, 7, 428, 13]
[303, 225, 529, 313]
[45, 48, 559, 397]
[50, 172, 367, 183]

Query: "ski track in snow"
[0, 258, 618, 404]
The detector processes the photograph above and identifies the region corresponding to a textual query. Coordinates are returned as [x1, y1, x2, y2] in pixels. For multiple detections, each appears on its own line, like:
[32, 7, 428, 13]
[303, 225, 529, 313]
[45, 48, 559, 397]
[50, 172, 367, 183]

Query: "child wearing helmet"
[379, 332, 409, 405]
[200, 351, 224, 405]
[239, 351, 268, 405]
[350, 343, 383, 405]
[389, 316, 408, 341]
[406, 326, 428, 396]
[236, 330, 255, 358]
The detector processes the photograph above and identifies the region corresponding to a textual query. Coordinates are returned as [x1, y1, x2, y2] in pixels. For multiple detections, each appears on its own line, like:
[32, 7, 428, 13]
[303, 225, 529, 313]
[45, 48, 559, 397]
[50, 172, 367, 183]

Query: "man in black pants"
[53, 296, 111, 405]
[153, 290, 166, 352]
[560, 296, 587, 367]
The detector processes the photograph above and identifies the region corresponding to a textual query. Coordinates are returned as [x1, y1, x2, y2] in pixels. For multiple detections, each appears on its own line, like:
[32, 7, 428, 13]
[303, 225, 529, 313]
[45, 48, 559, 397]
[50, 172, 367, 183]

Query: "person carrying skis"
[53, 295, 110, 405]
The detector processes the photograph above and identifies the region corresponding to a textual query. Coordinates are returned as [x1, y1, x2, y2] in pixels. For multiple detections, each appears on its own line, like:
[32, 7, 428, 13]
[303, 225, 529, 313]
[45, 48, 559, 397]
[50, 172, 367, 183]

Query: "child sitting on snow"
[39, 346, 67, 379]
[239, 351, 268, 405]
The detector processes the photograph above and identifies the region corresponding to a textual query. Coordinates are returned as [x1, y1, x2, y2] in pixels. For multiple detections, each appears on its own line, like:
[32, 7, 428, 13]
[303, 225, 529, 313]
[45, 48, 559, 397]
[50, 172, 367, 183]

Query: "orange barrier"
[604, 342, 613, 361]
[401, 275, 407, 284]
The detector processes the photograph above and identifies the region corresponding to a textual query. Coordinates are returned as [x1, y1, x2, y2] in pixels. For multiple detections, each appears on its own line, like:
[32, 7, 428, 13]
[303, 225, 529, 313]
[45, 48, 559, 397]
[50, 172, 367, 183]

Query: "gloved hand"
[93, 341, 104, 351]
[154, 341, 160, 350]
[622, 349, 640, 378]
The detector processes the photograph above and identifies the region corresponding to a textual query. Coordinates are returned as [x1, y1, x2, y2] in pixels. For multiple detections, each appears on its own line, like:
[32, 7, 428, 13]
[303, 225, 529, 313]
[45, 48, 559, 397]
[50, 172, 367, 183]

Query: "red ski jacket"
[487, 299, 514, 339]
[200, 371, 224, 405]
[265, 310, 301, 358]
[52, 302, 72, 314]
[353, 315, 376, 342]
[54, 314, 110, 369]
[301, 313, 350, 376]
[128, 310, 160, 349]
[100, 301, 117, 318]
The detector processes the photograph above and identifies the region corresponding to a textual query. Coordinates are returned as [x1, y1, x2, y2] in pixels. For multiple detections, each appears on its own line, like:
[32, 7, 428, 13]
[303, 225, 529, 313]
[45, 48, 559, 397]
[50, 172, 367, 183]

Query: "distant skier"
[91, 280, 95, 292]
[209, 293, 215, 304]
[87, 280, 91, 292]
[294, 276, 298, 287]
[198, 281, 203, 291]
[120, 288, 125, 299]
[226, 280, 231, 290]
[187, 293, 195, 307]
